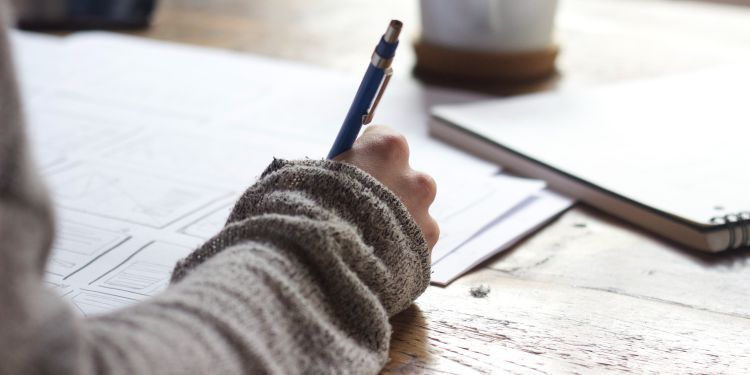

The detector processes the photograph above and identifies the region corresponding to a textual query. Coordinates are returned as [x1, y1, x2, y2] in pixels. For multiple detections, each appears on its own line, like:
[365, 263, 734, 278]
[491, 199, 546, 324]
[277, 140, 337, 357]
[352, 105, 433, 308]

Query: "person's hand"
[334, 125, 439, 249]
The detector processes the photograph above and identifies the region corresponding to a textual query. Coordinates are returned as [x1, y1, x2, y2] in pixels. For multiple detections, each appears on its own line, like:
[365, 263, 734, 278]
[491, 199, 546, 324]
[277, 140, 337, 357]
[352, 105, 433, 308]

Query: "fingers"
[410, 171, 438, 206]
[335, 125, 408, 184]
[416, 214, 440, 249]
[357, 125, 410, 166]
[398, 170, 439, 248]
[333, 124, 440, 249]
[336, 125, 409, 161]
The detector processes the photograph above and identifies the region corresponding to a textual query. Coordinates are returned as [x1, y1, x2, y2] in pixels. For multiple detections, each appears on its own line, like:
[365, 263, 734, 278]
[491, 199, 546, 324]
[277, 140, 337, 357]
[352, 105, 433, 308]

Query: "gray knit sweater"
[0, 13, 430, 375]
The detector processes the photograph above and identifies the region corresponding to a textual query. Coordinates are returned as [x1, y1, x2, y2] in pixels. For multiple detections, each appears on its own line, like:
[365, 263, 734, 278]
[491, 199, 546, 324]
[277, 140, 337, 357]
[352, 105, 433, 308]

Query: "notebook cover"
[431, 66, 750, 236]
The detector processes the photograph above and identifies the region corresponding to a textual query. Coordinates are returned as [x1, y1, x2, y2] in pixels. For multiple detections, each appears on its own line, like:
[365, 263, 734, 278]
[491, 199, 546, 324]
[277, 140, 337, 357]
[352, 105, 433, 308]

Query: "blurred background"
[12, 0, 750, 93]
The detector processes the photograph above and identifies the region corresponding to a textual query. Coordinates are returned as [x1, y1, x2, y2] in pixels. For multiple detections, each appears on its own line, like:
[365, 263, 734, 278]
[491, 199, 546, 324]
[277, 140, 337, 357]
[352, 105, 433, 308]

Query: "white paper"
[431, 190, 574, 285]
[430, 175, 545, 264]
[431, 65, 750, 225]
[11, 31, 566, 313]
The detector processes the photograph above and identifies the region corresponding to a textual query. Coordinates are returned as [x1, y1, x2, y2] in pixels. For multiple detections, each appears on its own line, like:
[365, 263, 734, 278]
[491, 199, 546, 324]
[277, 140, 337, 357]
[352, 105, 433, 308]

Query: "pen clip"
[362, 67, 393, 125]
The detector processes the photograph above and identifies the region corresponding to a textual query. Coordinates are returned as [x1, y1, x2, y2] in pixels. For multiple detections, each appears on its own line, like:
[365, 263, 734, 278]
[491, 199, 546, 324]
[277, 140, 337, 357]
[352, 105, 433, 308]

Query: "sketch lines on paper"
[47, 164, 229, 228]
[89, 241, 193, 297]
[46, 220, 129, 279]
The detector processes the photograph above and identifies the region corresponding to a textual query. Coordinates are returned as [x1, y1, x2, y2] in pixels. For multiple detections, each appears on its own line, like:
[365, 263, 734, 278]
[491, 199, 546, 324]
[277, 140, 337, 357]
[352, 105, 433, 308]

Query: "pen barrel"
[327, 21, 401, 159]
[375, 36, 399, 60]
[327, 64, 386, 159]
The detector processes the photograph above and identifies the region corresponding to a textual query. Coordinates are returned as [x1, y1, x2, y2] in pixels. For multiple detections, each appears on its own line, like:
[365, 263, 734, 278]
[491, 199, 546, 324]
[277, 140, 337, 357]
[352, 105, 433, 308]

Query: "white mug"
[419, 0, 558, 52]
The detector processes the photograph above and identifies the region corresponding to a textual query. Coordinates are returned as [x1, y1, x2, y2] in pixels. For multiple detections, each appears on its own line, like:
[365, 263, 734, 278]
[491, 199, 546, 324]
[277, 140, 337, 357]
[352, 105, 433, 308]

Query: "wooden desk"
[131, 0, 750, 372]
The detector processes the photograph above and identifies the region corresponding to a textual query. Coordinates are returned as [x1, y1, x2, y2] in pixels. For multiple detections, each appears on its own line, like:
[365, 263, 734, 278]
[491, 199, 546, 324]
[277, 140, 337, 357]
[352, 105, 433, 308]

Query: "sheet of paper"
[431, 190, 574, 285]
[9, 31, 508, 315]
[56, 32, 501, 184]
[8, 31, 66, 98]
[11, 31, 568, 314]
[430, 175, 545, 264]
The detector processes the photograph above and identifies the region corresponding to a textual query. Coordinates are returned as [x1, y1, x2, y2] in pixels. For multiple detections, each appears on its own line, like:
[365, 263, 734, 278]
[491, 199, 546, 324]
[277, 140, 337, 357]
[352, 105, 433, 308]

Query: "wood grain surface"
[128, 0, 750, 373]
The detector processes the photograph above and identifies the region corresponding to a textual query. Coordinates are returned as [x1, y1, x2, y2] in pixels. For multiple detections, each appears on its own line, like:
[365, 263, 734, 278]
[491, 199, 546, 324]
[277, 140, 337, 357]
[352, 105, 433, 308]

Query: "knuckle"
[371, 133, 409, 161]
[424, 217, 440, 245]
[412, 172, 437, 202]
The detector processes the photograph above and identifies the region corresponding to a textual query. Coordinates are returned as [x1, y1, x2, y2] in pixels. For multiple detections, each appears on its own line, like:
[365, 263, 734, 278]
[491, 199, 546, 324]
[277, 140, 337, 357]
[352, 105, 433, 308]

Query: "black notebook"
[430, 66, 750, 252]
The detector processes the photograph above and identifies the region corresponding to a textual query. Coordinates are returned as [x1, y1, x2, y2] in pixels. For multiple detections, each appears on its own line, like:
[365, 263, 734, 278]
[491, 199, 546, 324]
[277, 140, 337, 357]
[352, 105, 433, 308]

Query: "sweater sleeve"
[0, 8, 431, 375]
[76, 159, 430, 375]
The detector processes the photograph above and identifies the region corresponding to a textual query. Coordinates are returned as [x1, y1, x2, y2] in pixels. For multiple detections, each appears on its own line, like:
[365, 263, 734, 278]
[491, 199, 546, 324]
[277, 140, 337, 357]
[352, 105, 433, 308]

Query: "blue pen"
[327, 20, 402, 159]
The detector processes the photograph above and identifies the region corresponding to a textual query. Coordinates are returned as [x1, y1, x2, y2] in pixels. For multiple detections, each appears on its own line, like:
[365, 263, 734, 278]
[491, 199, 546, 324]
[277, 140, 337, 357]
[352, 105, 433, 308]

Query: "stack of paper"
[11, 31, 571, 315]
[429, 180, 572, 285]
[430, 188, 572, 285]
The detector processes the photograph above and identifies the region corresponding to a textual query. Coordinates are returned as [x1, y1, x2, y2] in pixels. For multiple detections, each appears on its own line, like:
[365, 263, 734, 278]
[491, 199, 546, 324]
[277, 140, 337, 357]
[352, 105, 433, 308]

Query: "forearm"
[79, 160, 430, 375]
[176, 159, 430, 314]
[86, 241, 388, 374]
[0, 5, 429, 372]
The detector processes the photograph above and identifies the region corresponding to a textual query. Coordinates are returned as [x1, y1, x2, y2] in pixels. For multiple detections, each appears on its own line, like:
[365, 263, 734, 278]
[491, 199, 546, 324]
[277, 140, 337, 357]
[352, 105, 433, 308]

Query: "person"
[0, 6, 439, 375]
